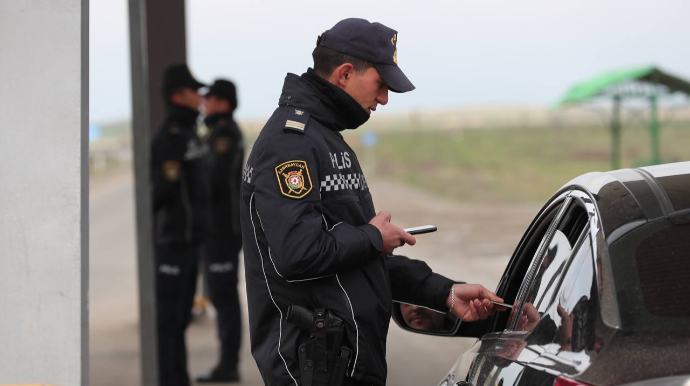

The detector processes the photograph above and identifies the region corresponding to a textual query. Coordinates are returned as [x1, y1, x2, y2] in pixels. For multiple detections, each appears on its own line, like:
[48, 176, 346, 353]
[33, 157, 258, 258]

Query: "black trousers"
[202, 236, 242, 368]
[314, 378, 374, 386]
[155, 244, 199, 386]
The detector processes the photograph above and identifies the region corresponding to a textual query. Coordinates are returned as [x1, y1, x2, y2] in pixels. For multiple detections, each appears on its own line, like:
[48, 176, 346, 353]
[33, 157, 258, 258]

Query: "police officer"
[150, 63, 209, 386]
[240, 19, 504, 386]
[196, 79, 245, 383]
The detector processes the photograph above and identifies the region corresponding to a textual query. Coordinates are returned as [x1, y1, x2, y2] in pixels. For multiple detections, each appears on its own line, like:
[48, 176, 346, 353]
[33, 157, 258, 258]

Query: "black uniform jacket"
[204, 113, 245, 241]
[240, 69, 454, 386]
[151, 104, 210, 246]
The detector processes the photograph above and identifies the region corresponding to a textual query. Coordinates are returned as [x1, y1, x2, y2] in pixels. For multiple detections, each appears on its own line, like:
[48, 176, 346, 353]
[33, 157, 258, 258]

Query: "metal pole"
[128, 0, 159, 385]
[81, 0, 90, 383]
[650, 93, 661, 165]
[611, 95, 622, 170]
[143, 0, 188, 134]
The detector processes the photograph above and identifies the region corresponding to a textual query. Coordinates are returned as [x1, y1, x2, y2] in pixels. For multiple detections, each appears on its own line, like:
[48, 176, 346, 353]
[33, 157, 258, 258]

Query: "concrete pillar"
[0, 1, 88, 385]
[129, 0, 186, 385]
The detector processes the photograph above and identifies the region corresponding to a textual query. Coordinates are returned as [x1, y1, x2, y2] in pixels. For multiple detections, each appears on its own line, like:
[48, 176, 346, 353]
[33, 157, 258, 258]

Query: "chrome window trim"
[494, 192, 570, 295]
[567, 189, 621, 328]
[508, 195, 572, 331]
[505, 189, 607, 332]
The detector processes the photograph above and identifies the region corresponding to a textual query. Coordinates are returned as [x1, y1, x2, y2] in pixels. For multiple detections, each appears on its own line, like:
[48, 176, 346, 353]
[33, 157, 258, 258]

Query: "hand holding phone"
[404, 225, 437, 235]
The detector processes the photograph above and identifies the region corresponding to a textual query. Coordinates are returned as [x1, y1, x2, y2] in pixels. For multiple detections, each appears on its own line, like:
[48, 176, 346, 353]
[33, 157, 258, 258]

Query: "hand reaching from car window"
[446, 284, 505, 322]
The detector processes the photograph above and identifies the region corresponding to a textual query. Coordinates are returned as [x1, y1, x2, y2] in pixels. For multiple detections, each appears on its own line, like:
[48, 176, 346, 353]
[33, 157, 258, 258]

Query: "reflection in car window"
[510, 201, 589, 332]
[532, 231, 572, 312]
[492, 200, 565, 333]
[554, 237, 596, 353]
[557, 235, 591, 313]
[512, 231, 572, 332]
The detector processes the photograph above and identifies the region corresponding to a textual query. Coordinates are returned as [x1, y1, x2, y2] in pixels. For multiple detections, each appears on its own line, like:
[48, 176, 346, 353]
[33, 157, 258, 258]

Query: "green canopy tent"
[556, 66, 690, 169]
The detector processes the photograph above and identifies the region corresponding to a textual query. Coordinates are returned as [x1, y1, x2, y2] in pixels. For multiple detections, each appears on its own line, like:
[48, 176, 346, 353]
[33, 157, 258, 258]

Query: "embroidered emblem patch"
[215, 137, 231, 154]
[391, 34, 398, 64]
[163, 161, 181, 181]
[275, 160, 313, 199]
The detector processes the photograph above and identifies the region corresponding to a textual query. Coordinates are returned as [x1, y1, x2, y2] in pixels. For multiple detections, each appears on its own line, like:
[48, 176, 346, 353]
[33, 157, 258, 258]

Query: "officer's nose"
[377, 87, 389, 106]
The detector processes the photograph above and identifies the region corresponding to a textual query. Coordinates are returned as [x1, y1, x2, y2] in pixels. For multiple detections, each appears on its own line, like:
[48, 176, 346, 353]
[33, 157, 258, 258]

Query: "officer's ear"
[330, 63, 355, 90]
[169, 89, 186, 105]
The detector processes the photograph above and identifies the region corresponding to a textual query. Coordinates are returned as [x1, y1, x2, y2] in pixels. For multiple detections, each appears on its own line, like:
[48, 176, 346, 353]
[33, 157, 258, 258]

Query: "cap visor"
[191, 79, 207, 90]
[375, 63, 415, 93]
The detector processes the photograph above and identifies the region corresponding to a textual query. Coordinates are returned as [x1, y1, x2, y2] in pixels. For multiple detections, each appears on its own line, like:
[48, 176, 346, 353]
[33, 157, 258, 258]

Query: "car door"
[461, 191, 596, 386]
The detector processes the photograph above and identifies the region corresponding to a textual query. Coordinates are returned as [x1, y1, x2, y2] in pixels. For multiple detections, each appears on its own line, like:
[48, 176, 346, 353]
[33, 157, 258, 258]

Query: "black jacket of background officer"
[204, 111, 244, 240]
[240, 69, 454, 386]
[151, 103, 210, 245]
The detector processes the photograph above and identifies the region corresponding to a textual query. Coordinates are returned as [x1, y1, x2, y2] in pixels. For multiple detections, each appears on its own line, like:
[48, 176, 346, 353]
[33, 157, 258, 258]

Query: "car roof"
[560, 161, 690, 242]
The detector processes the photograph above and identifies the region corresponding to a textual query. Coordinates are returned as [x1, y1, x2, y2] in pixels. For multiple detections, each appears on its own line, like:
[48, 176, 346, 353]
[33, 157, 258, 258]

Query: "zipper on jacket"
[229, 149, 243, 237]
[157, 207, 167, 242]
[180, 170, 193, 243]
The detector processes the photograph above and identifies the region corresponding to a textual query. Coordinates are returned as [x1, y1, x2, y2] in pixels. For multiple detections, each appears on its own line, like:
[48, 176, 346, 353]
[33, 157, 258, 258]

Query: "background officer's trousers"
[202, 237, 242, 369]
[155, 243, 200, 386]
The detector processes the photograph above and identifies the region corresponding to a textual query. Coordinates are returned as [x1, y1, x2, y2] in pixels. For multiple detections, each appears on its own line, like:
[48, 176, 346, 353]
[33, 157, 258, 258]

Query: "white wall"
[0, 0, 88, 385]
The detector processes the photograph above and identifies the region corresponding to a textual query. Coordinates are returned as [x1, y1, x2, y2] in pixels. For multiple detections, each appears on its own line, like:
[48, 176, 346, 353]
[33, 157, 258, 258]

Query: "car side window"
[529, 230, 572, 313]
[509, 200, 590, 332]
[489, 199, 567, 333]
[553, 235, 596, 353]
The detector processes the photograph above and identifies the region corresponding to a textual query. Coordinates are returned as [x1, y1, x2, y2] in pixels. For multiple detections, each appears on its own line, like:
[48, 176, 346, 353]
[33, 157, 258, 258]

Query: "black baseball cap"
[317, 18, 415, 93]
[205, 79, 238, 109]
[162, 63, 206, 94]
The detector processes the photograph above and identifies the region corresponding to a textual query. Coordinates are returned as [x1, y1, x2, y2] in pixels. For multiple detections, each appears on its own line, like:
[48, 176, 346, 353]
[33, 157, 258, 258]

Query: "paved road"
[89, 167, 539, 386]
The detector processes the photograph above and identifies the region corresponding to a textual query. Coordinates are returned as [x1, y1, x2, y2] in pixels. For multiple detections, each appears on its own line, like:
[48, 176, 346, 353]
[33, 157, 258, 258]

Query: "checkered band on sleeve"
[242, 164, 253, 184]
[320, 173, 369, 192]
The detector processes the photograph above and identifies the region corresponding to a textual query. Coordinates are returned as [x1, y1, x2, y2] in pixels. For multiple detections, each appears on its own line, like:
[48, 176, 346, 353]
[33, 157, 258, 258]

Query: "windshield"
[609, 219, 690, 332]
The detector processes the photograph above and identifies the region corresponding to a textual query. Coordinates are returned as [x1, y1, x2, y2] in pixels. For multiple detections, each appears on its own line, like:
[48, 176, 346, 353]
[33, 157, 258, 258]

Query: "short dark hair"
[312, 46, 373, 77]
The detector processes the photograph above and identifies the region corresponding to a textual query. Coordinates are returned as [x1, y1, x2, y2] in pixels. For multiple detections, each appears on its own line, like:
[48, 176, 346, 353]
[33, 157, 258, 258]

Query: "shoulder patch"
[214, 137, 232, 154]
[275, 160, 313, 199]
[162, 161, 181, 181]
[284, 108, 310, 134]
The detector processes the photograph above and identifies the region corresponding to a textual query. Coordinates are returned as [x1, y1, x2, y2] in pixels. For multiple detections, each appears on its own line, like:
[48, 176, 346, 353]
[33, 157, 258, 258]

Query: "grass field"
[92, 116, 689, 203]
[346, 122, 690, 203]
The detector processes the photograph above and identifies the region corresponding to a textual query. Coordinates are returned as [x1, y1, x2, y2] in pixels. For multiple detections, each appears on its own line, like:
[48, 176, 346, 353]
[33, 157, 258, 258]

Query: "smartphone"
[491, 301, 513, 309]
[404, 225, 437, 235]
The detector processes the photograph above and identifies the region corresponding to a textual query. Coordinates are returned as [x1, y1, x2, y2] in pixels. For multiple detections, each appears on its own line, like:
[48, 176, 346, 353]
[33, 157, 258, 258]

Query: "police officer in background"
[196, 79, 245, 383]
[150, 63, 209, 386]
[239, 19, 504, 386]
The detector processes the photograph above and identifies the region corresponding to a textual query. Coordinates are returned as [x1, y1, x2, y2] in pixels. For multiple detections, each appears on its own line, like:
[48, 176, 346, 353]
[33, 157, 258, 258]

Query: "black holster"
[286, 304, 352, 386]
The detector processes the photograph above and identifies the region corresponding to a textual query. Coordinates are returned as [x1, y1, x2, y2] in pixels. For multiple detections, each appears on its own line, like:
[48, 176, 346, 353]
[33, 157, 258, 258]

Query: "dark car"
[393, 162, 690, 386]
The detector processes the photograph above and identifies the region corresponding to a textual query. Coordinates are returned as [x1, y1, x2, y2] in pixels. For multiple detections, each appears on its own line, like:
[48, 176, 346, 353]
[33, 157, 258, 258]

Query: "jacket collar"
[165, 103, 199, 128]
[278, 68, 369, 132]
[204, 111, 233, 128]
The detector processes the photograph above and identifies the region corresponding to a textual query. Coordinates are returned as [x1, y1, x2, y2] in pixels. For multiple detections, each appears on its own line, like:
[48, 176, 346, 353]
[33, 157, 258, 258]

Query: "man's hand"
[446, 284, 505, 322]
[557, 304, 573, 351]
[368, 211, 416, 255]
[516, 302, 540, 331]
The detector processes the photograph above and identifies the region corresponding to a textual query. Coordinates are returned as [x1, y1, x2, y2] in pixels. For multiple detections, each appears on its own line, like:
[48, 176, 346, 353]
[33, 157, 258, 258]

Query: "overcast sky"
[89, 0, 690, 124]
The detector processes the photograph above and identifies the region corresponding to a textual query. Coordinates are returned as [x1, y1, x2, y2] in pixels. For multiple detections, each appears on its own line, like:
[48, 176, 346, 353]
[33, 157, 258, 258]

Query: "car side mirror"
[392, 302, 460, 336]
